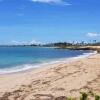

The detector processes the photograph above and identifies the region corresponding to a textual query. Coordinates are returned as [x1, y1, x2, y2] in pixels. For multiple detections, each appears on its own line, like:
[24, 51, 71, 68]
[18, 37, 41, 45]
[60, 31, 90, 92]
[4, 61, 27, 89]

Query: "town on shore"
[0, 40, 100, 53]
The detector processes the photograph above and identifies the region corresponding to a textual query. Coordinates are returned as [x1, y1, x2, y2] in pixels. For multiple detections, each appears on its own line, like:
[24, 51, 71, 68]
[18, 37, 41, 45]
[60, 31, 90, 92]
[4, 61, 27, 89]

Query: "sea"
[0, 47, 96, 74]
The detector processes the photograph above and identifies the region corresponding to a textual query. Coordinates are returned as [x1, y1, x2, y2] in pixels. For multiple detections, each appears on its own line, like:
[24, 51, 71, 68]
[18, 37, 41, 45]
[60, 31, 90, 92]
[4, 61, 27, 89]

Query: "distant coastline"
[0, 41, 100, 53]
[0, 41, 100, 47]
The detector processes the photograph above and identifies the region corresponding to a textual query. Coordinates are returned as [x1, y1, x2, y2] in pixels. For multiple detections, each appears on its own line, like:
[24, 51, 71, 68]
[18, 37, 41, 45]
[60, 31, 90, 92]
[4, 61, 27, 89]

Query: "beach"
[0, 53, 100, 99]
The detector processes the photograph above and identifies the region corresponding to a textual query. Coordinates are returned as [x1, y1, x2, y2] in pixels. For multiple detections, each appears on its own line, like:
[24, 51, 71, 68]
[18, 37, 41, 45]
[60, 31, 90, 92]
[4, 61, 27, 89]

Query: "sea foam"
[0, 51, 97, 74]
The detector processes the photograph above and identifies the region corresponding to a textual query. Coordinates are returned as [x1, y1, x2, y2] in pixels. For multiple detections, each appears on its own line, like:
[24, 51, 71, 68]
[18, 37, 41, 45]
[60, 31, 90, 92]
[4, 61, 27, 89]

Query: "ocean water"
[0, 47, 95, 74]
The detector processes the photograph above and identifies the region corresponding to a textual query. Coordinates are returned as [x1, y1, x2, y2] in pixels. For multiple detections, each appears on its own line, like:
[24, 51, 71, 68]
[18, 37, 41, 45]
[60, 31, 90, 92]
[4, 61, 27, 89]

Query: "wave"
[0, 51, 97, 74]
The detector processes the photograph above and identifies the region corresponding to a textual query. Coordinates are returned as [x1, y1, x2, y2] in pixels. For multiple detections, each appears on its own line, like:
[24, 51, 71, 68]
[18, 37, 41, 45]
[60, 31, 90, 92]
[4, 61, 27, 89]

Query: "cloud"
[30, 40, 42, 44]
[11, 40, 28, 45]
[30, 0, 71, 5]
[11, 40, 41, 45]
[86, 32, 100, 37]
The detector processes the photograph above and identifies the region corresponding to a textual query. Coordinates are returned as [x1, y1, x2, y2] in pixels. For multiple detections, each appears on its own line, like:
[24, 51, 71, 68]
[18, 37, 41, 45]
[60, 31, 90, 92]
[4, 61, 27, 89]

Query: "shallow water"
[0, 47, 93, 73]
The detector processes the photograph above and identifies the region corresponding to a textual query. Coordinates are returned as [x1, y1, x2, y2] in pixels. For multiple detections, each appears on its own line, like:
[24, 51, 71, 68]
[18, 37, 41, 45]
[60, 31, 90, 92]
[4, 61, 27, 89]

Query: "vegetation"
[95, 95, 100, 100]
[80, 92, 88, 100]
[65, 92, 100, 100]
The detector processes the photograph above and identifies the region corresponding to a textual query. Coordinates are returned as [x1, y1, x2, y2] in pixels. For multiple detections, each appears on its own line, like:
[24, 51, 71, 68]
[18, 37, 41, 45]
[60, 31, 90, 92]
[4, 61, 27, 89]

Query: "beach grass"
[65, 92, 100, 100]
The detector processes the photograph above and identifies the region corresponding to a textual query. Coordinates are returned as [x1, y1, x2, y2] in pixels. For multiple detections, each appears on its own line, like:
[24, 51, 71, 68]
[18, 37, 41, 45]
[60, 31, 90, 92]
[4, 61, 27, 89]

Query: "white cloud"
[86, 32, 100, 37]
[11, 40, 42, 45]
[11, 40, 28, 45]
[30, 40, 42, 44]
[31, 0, 71, 5]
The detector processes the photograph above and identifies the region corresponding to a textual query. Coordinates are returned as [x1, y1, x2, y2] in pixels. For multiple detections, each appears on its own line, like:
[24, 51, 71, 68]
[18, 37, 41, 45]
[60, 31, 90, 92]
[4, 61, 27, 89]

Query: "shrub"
[80, 92, 88, 100]
[95, 95, 100, 100]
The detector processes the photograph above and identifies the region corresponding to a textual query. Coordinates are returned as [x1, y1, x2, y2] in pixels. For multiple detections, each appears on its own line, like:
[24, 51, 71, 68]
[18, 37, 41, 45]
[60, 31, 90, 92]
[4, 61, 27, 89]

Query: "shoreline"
[0, 50, 97, 75]
[0, 52, 100, 99]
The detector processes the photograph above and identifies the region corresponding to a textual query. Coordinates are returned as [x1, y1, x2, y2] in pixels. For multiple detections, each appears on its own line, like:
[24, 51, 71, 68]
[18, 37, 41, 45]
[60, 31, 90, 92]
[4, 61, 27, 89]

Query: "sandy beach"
[0, 53, 100, 100]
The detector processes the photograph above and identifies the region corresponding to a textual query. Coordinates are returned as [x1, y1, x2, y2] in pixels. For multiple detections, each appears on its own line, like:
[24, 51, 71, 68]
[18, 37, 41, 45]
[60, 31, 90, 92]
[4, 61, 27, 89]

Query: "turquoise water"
[0, 47, 93, 73]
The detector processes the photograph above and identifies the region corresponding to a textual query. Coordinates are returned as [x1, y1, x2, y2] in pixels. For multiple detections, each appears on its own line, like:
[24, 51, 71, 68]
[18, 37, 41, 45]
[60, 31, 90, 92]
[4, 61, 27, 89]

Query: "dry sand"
[0, 54, 100, 100]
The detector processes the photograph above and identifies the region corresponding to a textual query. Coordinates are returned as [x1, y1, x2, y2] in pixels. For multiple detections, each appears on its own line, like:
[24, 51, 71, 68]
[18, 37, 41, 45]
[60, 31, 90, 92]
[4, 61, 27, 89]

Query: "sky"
[0, 0, 100, 45]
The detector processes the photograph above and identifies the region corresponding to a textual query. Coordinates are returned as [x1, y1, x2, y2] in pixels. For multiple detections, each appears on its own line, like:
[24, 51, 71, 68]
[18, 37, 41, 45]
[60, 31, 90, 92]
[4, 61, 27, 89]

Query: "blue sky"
[0, 0, 100, 45]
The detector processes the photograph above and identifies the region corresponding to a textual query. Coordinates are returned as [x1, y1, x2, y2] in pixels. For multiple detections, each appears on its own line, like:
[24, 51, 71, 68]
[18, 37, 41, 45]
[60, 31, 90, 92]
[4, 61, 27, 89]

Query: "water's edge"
[0, 51, 97, 75]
